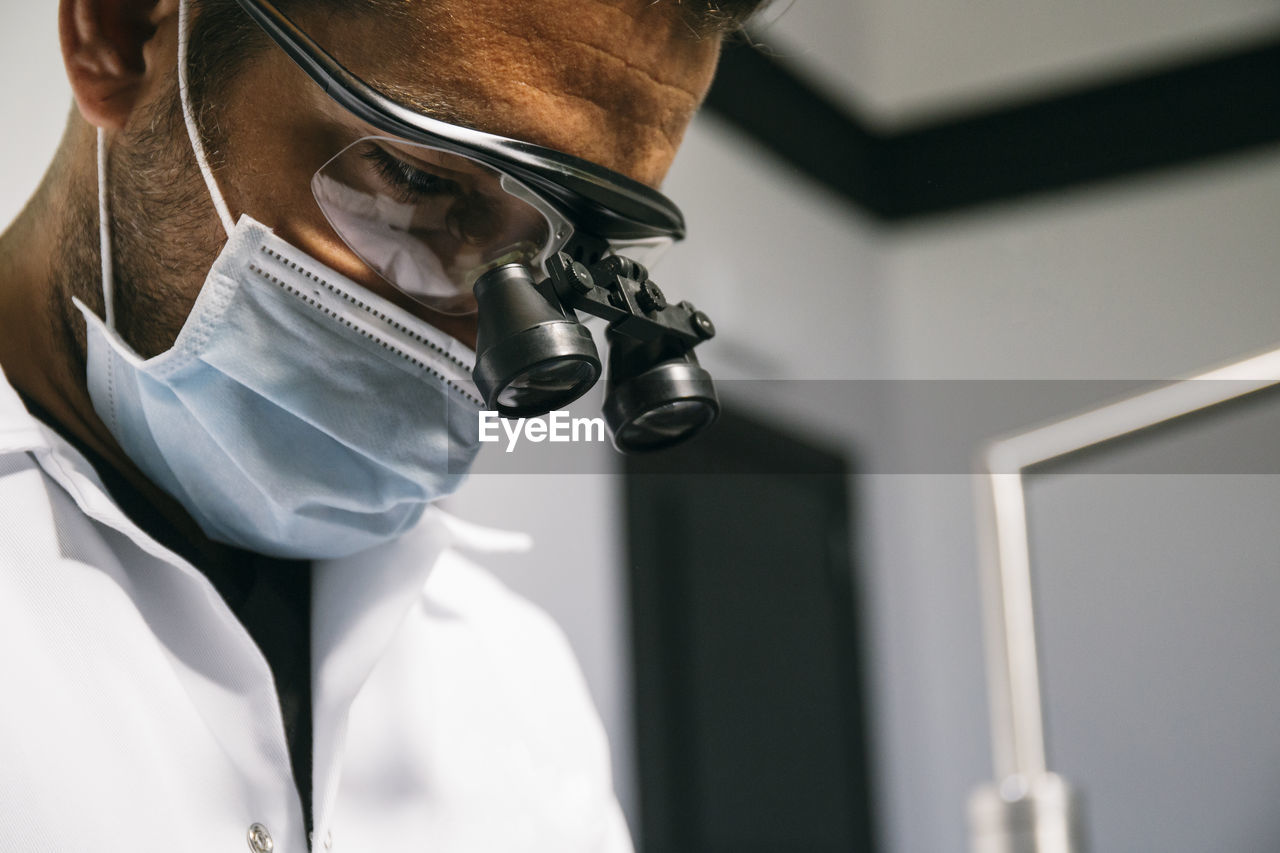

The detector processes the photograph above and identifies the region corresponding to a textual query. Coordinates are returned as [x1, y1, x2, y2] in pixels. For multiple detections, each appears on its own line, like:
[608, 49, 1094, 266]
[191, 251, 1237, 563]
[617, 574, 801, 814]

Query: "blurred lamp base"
[969, 773, 1086, 853]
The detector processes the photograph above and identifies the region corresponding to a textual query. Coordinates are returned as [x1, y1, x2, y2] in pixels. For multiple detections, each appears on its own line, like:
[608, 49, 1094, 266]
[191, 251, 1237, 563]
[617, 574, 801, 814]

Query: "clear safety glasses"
[315, 136, 678, 317]
[233, 0, 720, 451]
[314, 136, 573, 316]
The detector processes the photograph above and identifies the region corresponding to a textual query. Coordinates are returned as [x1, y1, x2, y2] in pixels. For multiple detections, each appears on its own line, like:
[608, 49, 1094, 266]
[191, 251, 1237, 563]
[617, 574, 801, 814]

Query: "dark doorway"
[624, 407, 876, 853]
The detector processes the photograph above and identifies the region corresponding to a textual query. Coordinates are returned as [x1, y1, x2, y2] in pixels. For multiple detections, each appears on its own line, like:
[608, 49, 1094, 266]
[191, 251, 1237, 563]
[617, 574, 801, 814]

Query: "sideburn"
[46, 120, 104, 371]
[50, 82, 227, 362]
[104, 79, 229, 359]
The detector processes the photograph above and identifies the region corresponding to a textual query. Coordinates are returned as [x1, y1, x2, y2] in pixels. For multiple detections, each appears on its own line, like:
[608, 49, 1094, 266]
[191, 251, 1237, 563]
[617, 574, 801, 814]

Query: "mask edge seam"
[257, 245, 476, 375]
[245, 263, 484, 409]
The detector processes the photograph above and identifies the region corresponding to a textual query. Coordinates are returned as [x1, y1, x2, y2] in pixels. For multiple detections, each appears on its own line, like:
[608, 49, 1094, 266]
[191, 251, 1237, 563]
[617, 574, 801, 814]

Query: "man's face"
[110, 0, 720, 354]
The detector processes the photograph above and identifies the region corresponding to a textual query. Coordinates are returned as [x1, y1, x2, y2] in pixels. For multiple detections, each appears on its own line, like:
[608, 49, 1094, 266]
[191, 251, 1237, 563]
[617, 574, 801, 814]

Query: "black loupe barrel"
[472, 263, 602, 418]
[603, 336, 719, 453]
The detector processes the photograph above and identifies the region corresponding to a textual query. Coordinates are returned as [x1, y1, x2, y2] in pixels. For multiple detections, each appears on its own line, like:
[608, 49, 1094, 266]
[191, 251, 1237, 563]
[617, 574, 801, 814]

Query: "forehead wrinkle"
[521, 2, 718, 93]
[541, 32, 705, 108]
[521, 3, 720, 118]
[506, 75, 682, 180]
[485, 31, 698, 137]
[518, 31, 705, 105]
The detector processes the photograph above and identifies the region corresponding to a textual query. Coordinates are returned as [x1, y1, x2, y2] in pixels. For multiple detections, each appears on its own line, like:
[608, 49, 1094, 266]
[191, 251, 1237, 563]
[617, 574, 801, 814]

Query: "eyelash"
[361, 145, 458, 201]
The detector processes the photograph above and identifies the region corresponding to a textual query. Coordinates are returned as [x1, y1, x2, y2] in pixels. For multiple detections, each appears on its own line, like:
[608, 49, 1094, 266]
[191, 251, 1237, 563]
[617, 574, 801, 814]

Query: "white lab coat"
[0, 367, 633, 853]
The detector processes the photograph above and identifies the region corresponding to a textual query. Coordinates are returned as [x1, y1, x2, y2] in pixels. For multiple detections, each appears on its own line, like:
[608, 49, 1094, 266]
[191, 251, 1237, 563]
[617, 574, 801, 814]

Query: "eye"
[360, 144, 460, 201]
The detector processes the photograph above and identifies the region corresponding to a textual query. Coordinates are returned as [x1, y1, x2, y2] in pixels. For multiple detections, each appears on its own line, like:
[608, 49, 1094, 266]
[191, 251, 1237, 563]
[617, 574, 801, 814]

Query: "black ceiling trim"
[704, 37, 1280, 220]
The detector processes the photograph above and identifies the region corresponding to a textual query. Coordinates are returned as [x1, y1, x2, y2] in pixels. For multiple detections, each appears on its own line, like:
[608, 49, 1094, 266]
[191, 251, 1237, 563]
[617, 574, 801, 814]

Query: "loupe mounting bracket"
[544, 253, 715, 352]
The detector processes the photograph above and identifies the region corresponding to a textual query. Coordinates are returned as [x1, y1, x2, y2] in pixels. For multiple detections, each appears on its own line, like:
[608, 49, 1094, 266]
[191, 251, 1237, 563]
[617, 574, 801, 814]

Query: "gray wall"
[657, 115, 1280, 852]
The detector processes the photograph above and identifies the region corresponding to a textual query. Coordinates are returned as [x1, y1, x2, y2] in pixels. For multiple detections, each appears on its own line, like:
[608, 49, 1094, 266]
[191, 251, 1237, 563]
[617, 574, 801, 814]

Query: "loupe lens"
[616, 399, 717, 450]
[496, 359, 600, 411]
[473, 263, 601, 417]
[604, 354, 719, 453]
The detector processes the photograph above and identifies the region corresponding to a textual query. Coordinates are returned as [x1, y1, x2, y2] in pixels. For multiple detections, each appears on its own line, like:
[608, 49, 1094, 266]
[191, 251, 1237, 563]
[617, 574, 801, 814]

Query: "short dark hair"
[673, 0, 773, 36]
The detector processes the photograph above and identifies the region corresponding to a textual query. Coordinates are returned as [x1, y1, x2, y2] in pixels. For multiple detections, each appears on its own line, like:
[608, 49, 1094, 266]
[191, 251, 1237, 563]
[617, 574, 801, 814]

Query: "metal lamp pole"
[969, 345, 1280, 853]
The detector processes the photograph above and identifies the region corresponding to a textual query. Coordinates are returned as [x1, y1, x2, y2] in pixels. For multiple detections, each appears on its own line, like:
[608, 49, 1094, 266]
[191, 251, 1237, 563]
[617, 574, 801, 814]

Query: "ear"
[59, 0, 177, 130]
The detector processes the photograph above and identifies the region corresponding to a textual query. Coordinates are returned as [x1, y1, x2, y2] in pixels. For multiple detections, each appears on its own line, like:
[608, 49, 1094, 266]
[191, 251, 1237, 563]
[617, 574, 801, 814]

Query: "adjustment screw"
[691, 310, 716, 339]
[565, 260, 595, 295]
[637, 281, 667, 312]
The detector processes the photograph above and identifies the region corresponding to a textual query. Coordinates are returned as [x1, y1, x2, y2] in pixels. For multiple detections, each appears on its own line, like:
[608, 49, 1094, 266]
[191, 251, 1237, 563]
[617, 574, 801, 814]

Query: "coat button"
[246, 823, 274, 853]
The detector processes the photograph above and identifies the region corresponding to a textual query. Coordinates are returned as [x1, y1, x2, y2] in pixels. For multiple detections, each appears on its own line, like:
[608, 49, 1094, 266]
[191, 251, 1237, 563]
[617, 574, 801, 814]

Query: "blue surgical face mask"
[78, 1, 483, 559]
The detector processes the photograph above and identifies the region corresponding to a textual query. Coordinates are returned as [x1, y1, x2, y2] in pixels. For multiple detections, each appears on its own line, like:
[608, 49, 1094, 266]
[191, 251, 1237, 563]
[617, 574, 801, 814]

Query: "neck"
[0, 139, 104, 463]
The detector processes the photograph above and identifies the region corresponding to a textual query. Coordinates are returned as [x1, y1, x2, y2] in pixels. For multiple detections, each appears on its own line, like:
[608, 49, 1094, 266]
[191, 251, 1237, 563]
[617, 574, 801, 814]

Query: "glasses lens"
[496, 358, 599, 413]
[313, 136, 572, 316]
[605, 235, 674, 271]
[618, 399, 716, 449]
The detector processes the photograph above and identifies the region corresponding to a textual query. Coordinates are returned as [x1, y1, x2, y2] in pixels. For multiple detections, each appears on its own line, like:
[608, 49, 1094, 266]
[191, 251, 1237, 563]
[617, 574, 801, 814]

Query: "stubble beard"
[50, 78, 227, 367]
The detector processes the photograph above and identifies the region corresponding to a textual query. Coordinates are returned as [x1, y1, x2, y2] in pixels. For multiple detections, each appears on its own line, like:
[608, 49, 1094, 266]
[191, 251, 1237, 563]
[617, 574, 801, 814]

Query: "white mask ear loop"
[177, 0, 236, 237]
[96, 128, 117, 329]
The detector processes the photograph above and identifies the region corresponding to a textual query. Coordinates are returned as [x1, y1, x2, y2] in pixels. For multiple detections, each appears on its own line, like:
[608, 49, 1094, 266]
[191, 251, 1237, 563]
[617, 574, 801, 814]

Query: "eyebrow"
[365, 76, 489, 136]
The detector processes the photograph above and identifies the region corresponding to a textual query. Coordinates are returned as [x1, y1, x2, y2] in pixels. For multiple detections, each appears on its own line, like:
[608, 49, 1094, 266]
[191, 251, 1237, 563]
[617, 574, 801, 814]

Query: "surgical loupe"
[473, 252, 719, 452]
